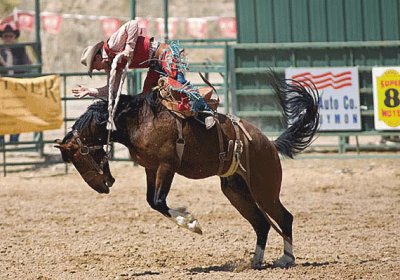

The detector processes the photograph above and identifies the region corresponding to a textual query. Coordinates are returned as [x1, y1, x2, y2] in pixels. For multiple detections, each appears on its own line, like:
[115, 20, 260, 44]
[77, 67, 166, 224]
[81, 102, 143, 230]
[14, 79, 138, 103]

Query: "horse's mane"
[116, 90, 164, 118]
[62, 91, 163, 144]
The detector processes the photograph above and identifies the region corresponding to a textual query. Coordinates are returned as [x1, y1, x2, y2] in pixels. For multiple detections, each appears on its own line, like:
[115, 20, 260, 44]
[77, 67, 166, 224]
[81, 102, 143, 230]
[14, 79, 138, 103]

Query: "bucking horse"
[55, 72, 319, 269]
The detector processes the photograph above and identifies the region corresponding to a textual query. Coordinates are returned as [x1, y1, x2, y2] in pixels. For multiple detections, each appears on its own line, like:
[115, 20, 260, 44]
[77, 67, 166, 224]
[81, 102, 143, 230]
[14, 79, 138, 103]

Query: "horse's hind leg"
[269, 201, 295, 267]
[220, 174, 271, 269]
[248, 177, 295, 268]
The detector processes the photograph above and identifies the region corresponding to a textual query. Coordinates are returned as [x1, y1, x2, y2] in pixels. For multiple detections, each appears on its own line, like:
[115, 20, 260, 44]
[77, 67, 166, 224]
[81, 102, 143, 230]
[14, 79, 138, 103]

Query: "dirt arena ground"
[0, 157, 398, 279]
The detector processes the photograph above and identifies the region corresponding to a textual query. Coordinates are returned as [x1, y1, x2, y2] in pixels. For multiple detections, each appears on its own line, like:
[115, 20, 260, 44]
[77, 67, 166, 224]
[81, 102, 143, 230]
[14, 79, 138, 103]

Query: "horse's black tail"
[268, 71, 320, 158]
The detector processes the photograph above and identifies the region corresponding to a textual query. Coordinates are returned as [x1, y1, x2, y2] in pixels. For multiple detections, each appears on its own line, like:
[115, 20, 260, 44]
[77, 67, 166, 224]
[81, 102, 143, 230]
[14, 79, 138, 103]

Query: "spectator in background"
[0, 22, 32, 144]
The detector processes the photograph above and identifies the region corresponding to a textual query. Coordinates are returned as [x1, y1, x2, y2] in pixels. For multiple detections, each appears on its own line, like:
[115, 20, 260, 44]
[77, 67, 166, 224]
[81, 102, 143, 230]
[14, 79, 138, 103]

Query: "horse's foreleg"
[145, 166, 202, 234]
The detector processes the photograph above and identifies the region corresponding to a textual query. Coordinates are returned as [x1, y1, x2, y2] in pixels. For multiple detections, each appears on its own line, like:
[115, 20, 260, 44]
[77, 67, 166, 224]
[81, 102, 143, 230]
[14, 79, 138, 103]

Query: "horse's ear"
[54, 139, 69, 151]
[54, 144, 66, 151]
[54, 139, 64, 150]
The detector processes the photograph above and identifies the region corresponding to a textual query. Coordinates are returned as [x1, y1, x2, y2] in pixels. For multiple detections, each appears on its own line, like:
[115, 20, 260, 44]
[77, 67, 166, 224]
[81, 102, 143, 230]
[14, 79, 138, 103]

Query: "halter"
[72, 130, 108, 179]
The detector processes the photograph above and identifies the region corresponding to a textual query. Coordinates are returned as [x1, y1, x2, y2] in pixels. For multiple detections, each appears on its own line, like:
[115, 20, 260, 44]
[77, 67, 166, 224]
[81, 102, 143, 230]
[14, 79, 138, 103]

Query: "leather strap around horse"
[215, 117, 229, 175]
[175, 118, 185, 165]
[220, 117, 243, 177]
[217, 115, 253, 177]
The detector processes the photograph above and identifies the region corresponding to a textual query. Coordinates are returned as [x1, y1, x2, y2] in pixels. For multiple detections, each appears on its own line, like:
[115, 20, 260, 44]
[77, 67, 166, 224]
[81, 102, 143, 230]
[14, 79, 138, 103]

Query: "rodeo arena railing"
[1, 39, 400, 176]
[0, 40, 233, 175]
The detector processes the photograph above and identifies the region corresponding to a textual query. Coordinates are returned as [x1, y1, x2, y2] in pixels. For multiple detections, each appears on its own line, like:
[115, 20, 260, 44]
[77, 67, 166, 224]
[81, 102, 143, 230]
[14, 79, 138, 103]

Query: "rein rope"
[106, 53, 131, 156]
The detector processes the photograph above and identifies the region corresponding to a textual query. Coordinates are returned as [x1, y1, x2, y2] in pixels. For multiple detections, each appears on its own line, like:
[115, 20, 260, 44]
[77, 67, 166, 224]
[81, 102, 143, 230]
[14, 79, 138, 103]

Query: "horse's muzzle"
[83, 171, 115, 194]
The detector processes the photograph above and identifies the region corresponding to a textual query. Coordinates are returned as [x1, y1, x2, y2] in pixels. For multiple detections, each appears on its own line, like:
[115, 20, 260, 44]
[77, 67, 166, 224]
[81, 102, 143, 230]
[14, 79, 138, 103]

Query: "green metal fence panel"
[344, 0, 364, 41]
[255, 0, 275, 42]
[236, 0, 400, 43]
[363, 0, 381, 41]
[235, 0, 257, 43]
[326, 0, 345, 42]
[381, 0, 399, 40]
[230, 42, 400, 135]
[309, 0, 328, 42]
[272, 0, 292, 42]
[291, 0, 310, 42]
[233, 0, 400, 140]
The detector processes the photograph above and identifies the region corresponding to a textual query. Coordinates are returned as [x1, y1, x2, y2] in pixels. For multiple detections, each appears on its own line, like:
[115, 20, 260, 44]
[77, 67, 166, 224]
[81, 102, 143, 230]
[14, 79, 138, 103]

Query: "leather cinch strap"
[216, 117, 229, 175]
[218, 114, 252, 178]
[174, 115, 252, 179]
[175, 118, 185, 165]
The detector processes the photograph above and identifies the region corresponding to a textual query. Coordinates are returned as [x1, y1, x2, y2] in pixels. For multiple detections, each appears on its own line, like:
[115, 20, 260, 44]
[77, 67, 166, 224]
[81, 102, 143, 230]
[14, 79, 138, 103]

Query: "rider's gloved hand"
[72, 85, 99, 98]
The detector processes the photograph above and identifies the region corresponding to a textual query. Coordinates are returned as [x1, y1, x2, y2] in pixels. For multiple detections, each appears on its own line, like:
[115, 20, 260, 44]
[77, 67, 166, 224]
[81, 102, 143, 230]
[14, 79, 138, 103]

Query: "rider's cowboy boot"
[205, 116, 216, 130]
[198, 87, 214, 100]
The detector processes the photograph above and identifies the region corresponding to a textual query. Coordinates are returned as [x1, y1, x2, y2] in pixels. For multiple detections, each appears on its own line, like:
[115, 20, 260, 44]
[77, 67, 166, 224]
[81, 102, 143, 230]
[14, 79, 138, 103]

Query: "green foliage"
[0, 0, 20, 17]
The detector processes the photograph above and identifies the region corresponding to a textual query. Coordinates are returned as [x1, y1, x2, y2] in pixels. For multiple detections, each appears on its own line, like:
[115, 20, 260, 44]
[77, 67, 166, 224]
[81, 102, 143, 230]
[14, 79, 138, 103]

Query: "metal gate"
[232, 0, 400, 152]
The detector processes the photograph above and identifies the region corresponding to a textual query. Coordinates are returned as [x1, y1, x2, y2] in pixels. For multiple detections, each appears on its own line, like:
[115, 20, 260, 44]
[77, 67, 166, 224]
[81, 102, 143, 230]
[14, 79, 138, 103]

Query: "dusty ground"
[0, 157, 399, 280]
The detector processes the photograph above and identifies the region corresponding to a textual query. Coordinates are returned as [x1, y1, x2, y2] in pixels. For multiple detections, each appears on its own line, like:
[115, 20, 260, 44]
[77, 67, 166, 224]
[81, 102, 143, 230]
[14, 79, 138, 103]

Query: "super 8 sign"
[372, 67, 400, 130]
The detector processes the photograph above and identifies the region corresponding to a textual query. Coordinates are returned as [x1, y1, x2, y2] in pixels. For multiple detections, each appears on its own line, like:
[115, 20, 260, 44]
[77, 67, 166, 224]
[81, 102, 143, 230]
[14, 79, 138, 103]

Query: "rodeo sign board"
[372, 67, 400, 130]
[285, 67, 361, 131]
[0, 75, 62, 135]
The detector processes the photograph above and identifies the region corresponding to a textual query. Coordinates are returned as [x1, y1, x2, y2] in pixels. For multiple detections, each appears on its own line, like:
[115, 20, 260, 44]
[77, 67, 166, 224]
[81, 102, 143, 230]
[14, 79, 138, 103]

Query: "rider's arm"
[95, 70, 123, 97]
[107, 20, 139, 60]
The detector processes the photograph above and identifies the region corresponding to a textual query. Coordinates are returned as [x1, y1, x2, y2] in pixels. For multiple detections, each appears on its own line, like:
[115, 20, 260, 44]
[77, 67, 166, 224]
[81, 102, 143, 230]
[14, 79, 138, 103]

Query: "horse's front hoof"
[187, 219, 202, 235]
[272, 254, 295, 268]
[169, 208, 203, 234]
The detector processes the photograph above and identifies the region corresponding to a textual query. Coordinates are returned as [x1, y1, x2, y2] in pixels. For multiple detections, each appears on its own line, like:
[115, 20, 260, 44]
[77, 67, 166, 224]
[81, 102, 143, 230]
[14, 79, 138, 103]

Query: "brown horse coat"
[57, 73, 319, 268]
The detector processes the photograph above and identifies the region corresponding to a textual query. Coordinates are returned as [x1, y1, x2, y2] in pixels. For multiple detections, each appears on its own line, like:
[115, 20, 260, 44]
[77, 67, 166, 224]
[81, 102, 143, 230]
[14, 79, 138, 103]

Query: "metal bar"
[2, 140, 5, 176]
[130, 0, 136, 19]
[234, 65, 379, 74]
[229, 45, 237, 115]
[164, 0, 169, 41]
[34, 0, 42, 73]
[224, 42, 230, 113]
[232, 40, 400, 50]
[177, 38, 236, 43]
[0, 42, 40, 48]
[63, 75, 68, 174]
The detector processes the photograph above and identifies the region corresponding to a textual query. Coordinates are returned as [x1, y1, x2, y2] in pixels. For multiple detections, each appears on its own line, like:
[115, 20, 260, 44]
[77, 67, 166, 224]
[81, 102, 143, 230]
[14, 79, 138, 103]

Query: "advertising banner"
[285, 67, 361, 131]
[372, 67, 400, 130]
[0, 75, 62, 135]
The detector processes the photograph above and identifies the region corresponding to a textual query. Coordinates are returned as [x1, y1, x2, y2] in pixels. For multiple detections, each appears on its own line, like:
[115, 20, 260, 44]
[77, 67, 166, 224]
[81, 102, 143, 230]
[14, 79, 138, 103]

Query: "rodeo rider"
[73, 19, 216, 129]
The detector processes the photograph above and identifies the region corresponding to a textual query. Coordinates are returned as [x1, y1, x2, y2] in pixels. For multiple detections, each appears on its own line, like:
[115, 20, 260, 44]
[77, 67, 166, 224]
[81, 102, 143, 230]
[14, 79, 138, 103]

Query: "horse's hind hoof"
[251, 261, 265, 270]
[273, 254, 295, 268]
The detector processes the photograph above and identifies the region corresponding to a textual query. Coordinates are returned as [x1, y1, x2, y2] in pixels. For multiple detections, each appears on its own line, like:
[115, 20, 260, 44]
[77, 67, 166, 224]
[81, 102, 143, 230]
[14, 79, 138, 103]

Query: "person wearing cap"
[0, 23, 32, 144]
[72, 19, 216, 129]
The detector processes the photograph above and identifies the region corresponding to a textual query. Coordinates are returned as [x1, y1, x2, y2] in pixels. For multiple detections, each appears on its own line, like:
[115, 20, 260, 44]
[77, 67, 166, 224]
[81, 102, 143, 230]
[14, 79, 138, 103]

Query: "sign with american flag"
[285, 67, 361, 131]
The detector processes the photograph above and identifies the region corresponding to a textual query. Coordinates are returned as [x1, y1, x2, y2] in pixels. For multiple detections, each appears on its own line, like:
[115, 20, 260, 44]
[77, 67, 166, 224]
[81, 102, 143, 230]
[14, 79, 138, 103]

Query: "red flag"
[218, 17, 236, 38]
[18, 12, 34, 31]
[136, 17, 150, 34]
[41, 13, 62, 34]
[156, 17, 178, 39]
[186, 18, 207, 39]
[101, 17, 121, 38]
[0, 15, 16, 28]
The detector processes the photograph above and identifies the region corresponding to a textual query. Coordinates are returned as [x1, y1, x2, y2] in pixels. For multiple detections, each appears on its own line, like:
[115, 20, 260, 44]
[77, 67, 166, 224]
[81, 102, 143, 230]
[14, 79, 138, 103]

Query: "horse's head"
[55, 130, 115, 194]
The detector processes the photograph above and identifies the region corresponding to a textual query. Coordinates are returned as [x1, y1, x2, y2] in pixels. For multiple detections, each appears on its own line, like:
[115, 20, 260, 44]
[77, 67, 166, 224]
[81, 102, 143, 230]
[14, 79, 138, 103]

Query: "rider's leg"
[141, 69, 161, 94]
